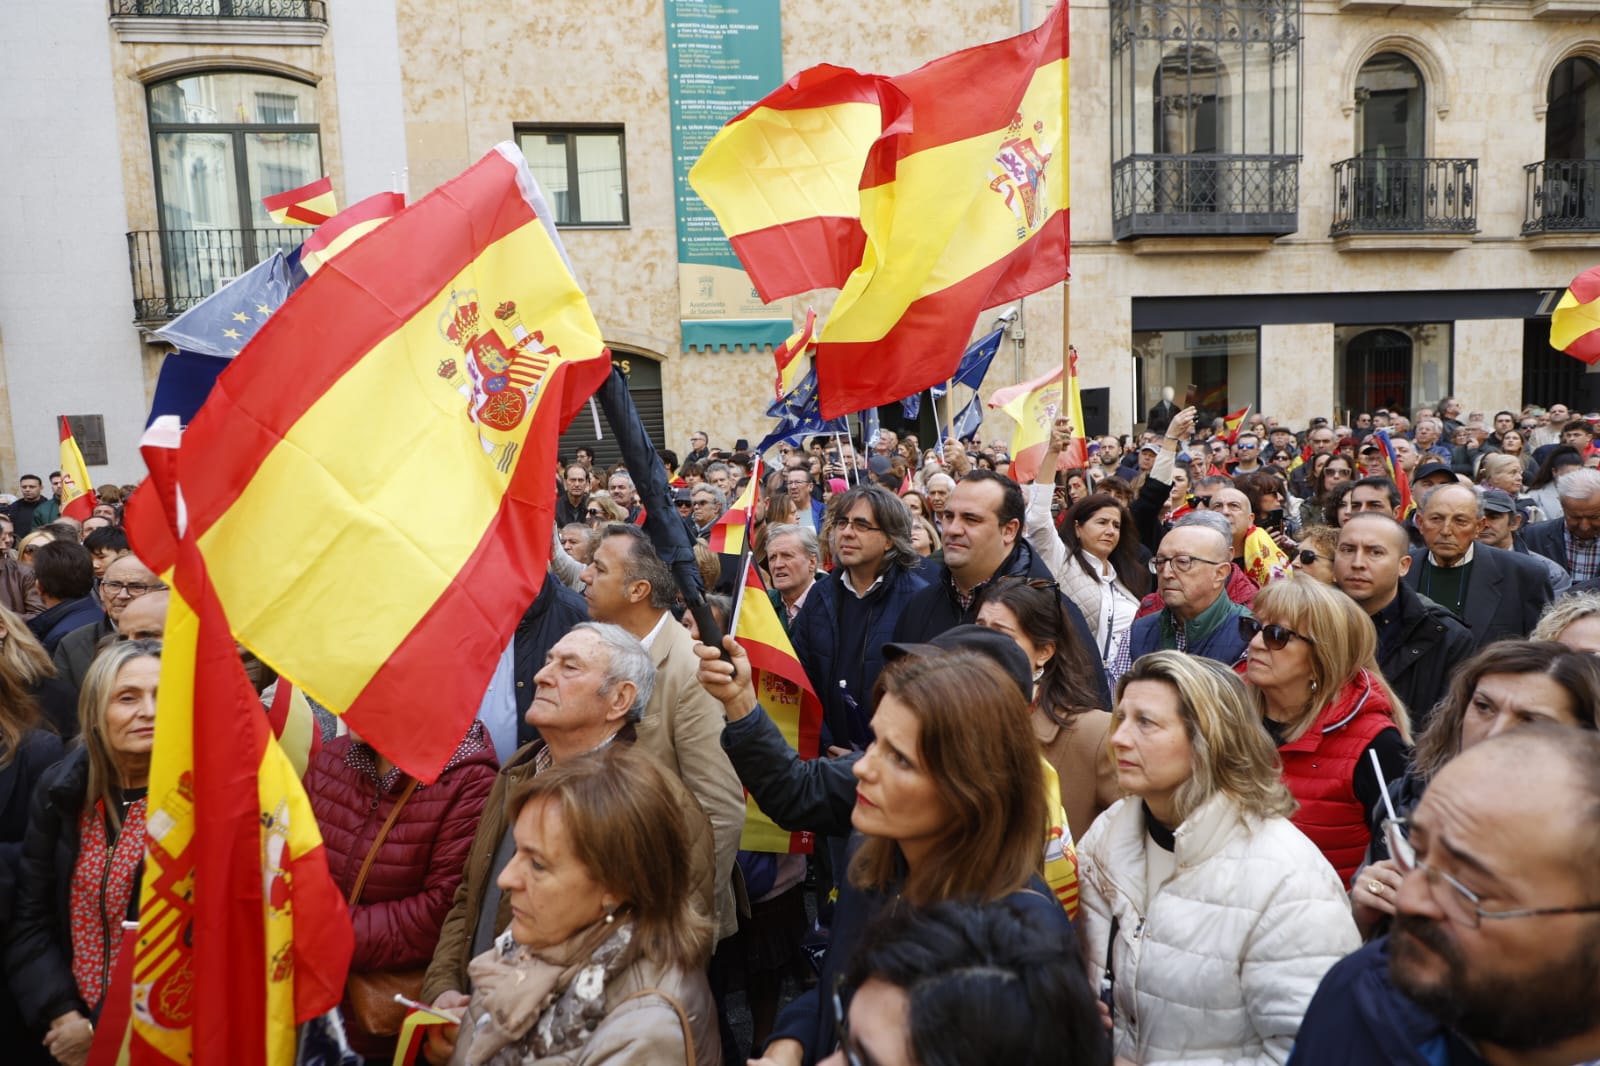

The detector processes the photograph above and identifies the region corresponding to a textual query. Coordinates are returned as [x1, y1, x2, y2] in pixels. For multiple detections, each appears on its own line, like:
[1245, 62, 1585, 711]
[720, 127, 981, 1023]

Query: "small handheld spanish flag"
[262, 175, 337, 226]
[1221, 405, 1252, 445]
[1551, 266, 1600, 365]
[708, 458, 761, 555]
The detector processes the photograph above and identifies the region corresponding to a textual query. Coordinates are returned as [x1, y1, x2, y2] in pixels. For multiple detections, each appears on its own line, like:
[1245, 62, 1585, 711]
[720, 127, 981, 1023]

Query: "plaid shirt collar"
[1565, 527, 1600, 581]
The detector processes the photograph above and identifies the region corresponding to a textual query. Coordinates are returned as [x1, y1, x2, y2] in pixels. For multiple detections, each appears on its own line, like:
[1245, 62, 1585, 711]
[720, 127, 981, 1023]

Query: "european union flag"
[950, 392, 985, 441]
[760, 366, 847, 452]
[151, 252, 296, 358]
[933, 328, 1005, 399]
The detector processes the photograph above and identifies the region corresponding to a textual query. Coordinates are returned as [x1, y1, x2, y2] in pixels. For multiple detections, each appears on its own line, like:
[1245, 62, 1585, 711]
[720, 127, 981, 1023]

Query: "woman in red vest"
[1244, 579, 1410, 886]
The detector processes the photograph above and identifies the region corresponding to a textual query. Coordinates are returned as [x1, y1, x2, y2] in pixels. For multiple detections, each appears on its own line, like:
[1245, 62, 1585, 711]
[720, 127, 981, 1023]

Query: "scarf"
[70, 796, 147, 1013]
[461, 919, 637, 1066]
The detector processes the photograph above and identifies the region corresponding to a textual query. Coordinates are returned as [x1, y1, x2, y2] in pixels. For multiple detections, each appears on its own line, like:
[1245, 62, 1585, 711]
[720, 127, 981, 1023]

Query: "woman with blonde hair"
[0, 603, 76, 737]
[1080, 652, 1358, 1065]
[1531, 589, 1600, 652]
[909, 514, 942, 560]
[1289, 524, 1338, 585]
[444, 746, 720, 1065]
[1243, 578, 1409, 885]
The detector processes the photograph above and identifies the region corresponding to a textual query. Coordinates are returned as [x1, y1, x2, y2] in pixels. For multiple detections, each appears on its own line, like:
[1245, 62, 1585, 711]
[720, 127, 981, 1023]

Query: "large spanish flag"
[125, 423, 352, 1066]
[262, 176, 337, 226]
[733, 562, 821, 853]
[815, 6, 1069, 417]
[131, 143, 610, 782]
[689, 67, 910, 302]
[58, 415, 98, 521]
[1552, 265, 1600, 364]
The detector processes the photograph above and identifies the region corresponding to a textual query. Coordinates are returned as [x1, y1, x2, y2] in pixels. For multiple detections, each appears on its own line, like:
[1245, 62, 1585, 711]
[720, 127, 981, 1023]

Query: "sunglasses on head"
[1238, 616, 1314, 651]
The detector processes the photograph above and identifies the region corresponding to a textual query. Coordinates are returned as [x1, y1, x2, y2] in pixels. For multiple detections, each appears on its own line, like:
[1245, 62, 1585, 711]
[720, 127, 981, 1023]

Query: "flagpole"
[727, 550, 756, 639]
[1061, 278, 1072, 405]
[944, 381, 955, 445]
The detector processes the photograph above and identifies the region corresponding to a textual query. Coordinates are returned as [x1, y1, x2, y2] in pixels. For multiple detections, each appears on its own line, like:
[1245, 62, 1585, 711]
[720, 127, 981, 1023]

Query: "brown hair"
[507, 746, 713, 969]
[851, 652, 1046, 907]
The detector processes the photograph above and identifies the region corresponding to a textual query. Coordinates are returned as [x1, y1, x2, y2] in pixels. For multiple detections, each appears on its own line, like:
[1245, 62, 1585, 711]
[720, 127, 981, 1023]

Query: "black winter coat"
[1376, 583, 1474, 735]
[0, 728, 65, 1065]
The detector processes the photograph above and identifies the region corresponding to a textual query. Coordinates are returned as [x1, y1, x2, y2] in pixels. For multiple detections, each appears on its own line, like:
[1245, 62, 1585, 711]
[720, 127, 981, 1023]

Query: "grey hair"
[1419, 482, 1483, 518]
[765, 523, 820, 561]
[704, 461, 733, 480]
[926, 473, 955, 492]
[1172, 510, 1233, 558]
[570, 621, 655, 721]
[607, 470, 635, 488]
[1556, 467, 1600, 502]
[1417, 417, 1443, 434]
[1532, 590, 1600, 643]
[692, 484, 728, 514]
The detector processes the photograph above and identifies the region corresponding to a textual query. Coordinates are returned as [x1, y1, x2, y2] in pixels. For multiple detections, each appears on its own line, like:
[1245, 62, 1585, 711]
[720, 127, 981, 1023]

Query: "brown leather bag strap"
[619, 987, 695, 1066]
[347, 776, 419, 906]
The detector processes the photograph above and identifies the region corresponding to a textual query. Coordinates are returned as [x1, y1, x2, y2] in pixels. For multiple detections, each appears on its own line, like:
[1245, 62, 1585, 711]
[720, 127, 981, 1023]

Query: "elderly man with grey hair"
[419, 621, 719, 1036]
[1522, 467, 1600, 584]
[1106, 511, 1254, 685]
[763, 522, 822, 629]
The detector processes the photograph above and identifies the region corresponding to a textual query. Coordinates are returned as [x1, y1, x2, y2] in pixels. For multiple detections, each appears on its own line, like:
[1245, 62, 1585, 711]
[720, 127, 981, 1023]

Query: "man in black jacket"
[1334, 513, 1472, 734]
[893, 469, 1112, 709]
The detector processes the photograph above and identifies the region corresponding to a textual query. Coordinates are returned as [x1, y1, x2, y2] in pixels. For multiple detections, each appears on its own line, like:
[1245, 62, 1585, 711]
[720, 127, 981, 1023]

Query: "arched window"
[1342, 328, 1413, 416]
[145, 71, 322, 312]
[1547, 56, 1600, 161]
[1355, 52, 1425, 159]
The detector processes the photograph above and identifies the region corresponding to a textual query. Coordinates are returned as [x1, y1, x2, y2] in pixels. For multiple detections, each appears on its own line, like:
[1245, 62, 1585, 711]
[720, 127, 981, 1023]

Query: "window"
[1109, 0, 1301, 238]
[1526, 57, 1600, 234]
[516, 127, 628, 226]
[1334, 323, 1451, 416]
[1133, 328, 1258, 429]
[1356, 53, 1425, 160]
[143, 71, 322, 314]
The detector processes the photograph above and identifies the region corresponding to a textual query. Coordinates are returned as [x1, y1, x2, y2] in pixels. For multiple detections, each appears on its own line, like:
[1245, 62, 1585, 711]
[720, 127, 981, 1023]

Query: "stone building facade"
[1, 0, 1596, 479]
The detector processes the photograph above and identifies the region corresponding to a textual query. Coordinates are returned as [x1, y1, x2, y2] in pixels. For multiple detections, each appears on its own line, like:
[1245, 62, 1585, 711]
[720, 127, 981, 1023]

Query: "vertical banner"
[666, 0, 792, 353]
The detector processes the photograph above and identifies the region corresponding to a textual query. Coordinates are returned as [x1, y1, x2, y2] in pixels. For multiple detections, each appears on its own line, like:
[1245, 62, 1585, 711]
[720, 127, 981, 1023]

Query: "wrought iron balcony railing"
[1330, 157, 1478, 237]
[127, 227, 309, 321]
[1111, 154, 1299, 239]
[1524, 159, 1600, 235]
[109, 0, 327, 19]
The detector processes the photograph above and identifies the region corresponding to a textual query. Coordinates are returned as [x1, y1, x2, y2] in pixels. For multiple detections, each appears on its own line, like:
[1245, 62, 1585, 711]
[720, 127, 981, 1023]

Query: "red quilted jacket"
[304, 722, 498, 975]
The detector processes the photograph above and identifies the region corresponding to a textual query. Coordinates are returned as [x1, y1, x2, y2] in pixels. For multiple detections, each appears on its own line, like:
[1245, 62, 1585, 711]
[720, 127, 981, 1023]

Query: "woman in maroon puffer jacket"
[304, 720, 498, 1060]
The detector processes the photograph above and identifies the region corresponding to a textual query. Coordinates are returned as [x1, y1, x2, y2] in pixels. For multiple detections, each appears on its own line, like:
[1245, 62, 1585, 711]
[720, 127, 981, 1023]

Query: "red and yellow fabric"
[1221, 405, 1251, 445]
[814, 5, 1069, 417]
[58, 415, 98, 521]
[127, 143, 611, 782]
[124, 426, 352, 1066]
[1370, 428, 1415, 519]
[688, 67, 910, 303]
[1243, 525, 1291, 588]
[733, 563, 822, 853]
[1551, 265, 1600, 365]
[391, 1013, 453, 1066]
[262, 176, 337, 227]
[772, 308, 818, 402]
[1039, 760, 1080, 920]
[266, 679, 322, 779]
[300, 191, 406, 275]
[988, 354, 1082, 484]
[708, 458, 761, 556]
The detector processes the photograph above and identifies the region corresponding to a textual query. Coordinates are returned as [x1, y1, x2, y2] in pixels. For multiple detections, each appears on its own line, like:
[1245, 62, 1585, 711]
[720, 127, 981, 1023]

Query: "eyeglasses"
[1237, 616, 1314, 650]
[1237, 442, 1258, 450]
[839, 517, 881, 534]
[1192, 495, 1213, 509]
[833, 977, 873, 1066]
[1385, 818, 1600, 928]
[103, 580, 167, 598]
[1150, 553, 1224, 573]
[1296, 549, 1325, 566]
[586, 509, 604, 517]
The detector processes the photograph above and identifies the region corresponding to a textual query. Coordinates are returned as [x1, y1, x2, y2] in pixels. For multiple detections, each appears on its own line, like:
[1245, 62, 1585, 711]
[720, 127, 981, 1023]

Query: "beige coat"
[1035, 707, 1120, 841]
[632, 617, 745, 941]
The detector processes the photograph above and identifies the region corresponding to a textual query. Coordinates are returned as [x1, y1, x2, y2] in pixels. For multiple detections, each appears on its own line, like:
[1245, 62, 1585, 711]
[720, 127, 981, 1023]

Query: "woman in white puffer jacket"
[1079, 652, 1360, 1066]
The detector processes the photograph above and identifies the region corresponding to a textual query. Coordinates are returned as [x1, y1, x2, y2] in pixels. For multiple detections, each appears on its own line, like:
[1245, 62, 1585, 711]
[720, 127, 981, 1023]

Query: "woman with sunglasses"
[1243, 579, 1410, 886]
[823, 900, 1107, 1066]
[1080, 652, 1359, 1066]
[1349, 640, 1600, 939]
[1296, 456, 1356, 528]
[1289, 525, 1338, 585]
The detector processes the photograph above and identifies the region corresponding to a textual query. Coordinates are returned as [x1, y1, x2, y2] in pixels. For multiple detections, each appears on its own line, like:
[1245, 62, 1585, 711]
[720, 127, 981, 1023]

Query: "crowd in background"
[2, 393, 1600, 1066]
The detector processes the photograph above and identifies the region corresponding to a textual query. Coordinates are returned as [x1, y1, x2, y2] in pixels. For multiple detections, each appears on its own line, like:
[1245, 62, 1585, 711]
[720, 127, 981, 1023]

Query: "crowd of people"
[1, 393, 1599, 1066]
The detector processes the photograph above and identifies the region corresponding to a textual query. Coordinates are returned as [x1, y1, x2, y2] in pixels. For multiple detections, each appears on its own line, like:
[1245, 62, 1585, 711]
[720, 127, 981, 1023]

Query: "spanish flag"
[130, 143, 611, 781]
[689, 67, 909, 302]
[1551, 265, 1600, 364]
[299, 191, 406, 275]
[1222, 405, 1252, 445]
[773, 308, 818, 402]
[58, 415, 97, 521]
[1370, 428, 1415, 518]
[124, 423, 352, 1066]
[262, 175, 337, 226]
[708, 459, 761, 556]
[732, 562, 821, 853]
[988, 350, 1083, 483]
[814, 6, 1069, 417]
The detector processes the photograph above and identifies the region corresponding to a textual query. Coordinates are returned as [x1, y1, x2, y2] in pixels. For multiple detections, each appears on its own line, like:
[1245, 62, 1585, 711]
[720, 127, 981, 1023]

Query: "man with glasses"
[1108, 512, 1252, 686]
[52, 551, 169, 694]
[1232, 433, 1264, 474]
[1334, 513, 1471, 734]
[685, 429, 711, 466]
[785, 468, 825, 531]
[689, 485, 726, 540]
[790, 485, 926, 751]
[1289, 727, 1600, 1066]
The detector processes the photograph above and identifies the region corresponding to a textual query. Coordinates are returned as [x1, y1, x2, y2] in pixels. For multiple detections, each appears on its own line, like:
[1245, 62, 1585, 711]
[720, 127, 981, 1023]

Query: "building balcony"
[1524, 160, 1600, 245]
[127, 228, 308, 322]
[109, 0, 326, 17]
[1111, 155, 1299, 243]
[1329, 157, 1477, 246]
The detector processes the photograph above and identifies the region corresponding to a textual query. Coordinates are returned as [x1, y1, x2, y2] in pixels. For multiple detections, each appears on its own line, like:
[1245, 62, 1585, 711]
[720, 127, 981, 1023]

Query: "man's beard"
[1390, 911, 1600, 1051]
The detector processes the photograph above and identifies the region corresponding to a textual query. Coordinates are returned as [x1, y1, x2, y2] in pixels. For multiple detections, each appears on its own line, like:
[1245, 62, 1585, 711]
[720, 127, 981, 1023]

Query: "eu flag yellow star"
[256, 304, 272, 316]
[232, 311, 251, 323]
[222, 328, 243, 340]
